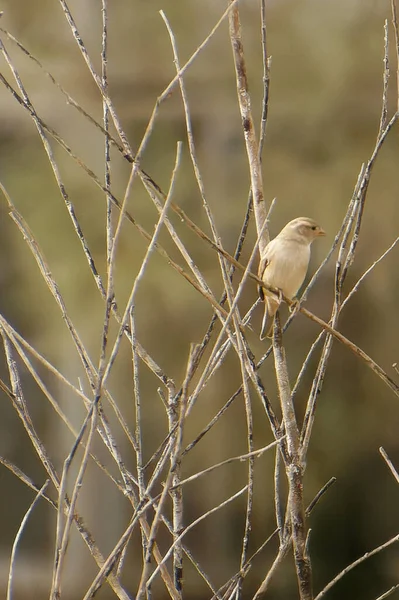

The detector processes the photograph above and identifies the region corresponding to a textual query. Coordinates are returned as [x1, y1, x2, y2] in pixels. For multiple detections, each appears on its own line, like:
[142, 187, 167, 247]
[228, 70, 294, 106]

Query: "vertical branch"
[391, 0, 399, 110]
[301, 19, 398, 463]
[378, 20, 389, 136]
[169, 347, 197, 596]
[259, 0, 271, 157]
[274, 446, 284, 544]
[232, 336, 255, 600]
[272, 318, 299, 456]
[228, 2, 269, 254]
[170, 408, 184, 596]
[129, 308, 148, 581]
[102, 0, 112, 274]
[272, 315, 313, 600]
[101, 0, 119, 363]
[57, 0, 133, 156]
[102, 2, 134, 577]
[136, 349, 192, 600]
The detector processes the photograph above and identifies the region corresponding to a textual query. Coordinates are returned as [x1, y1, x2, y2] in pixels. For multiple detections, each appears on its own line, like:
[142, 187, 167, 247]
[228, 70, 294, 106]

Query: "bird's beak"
[317, 228, 326, 237]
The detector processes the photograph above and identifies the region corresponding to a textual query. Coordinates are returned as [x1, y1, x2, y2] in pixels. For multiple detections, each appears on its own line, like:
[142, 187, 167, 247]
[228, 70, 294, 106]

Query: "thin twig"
[274, 447, 284, 544]
[391, 0, 399, 110]
[252, 539, 291, 600]
[341, 236, 399, 310]
[314, 532, 399, 600]
[228, 2, 268, 254]
[102, 142, 182, 388]
[378, 20, 390, 137]
[145, 486, 249, 592]
[259, 0, 271, 157]
[7, 481, 49, 600]
[306, 478, 337, 516]
[374, 584, 399, 600]
[380, 447, 399, 485]
[173, 440, 282, 490]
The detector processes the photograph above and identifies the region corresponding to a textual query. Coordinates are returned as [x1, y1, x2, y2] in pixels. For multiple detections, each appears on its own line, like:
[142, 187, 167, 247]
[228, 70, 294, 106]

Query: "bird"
[258, 217, 325, 339]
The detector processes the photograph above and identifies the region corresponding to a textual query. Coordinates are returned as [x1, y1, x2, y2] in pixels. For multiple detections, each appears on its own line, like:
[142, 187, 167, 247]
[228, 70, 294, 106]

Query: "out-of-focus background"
[0, 0, 398, 598]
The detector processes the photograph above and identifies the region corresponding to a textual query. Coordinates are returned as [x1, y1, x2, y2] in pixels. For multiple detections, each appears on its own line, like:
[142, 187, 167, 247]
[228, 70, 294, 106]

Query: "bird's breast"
[262, 242, 310, 299]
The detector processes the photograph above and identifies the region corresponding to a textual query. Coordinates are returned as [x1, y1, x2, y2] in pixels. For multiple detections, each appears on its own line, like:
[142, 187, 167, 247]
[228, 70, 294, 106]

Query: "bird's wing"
[257, 241, 276, 300]
[258, 255, 269, 300]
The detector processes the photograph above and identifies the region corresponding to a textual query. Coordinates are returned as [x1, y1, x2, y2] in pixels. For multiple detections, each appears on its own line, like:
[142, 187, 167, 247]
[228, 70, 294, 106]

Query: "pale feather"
[260, 296, 280, 339]
[262, 237, 311, 299]
[259, 235, 312, 339]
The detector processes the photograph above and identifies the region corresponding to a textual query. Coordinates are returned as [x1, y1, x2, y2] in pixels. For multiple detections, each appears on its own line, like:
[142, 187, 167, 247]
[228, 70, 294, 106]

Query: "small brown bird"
[258, 217, 325, 339]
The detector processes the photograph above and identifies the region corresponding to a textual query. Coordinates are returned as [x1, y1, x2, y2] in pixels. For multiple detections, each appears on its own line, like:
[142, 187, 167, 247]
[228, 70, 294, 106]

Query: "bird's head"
[282, 217, 325, 244]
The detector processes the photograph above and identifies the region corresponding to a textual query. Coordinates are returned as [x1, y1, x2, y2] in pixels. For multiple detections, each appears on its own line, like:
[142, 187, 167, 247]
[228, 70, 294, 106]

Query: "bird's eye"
[311, 226, 317, 231]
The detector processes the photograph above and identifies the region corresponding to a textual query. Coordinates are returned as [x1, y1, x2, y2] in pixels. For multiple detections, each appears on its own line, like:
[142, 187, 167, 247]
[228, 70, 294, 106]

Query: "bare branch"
[380, 447, 399, 485]
[7, 481, 49, 600]
[228, 2, 268, 254]
[314, 533, 399, 600]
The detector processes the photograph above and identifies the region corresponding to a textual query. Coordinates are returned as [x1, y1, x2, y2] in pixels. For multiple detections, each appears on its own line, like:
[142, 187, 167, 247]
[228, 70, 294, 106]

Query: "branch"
[228, 2, 268, 254]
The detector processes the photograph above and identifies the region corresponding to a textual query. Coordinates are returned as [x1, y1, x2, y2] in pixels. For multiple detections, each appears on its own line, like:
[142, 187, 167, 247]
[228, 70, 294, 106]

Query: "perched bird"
[258, 217, 325, 339]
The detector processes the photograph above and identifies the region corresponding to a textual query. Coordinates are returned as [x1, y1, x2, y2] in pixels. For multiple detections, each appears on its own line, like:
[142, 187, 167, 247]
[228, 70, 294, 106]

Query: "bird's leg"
[289, 298, 301, 314]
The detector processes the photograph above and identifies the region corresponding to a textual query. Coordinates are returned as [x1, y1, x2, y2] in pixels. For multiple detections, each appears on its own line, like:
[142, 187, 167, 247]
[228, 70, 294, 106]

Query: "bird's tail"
[260, 296, 280, 340]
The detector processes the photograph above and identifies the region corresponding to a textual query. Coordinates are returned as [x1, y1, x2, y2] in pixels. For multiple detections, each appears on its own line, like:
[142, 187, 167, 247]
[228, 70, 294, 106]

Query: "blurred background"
[0, 0, 398, 598]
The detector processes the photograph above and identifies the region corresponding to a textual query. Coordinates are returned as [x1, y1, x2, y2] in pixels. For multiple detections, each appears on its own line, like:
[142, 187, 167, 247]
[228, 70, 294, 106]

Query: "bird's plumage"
[258, 217, 325, 339]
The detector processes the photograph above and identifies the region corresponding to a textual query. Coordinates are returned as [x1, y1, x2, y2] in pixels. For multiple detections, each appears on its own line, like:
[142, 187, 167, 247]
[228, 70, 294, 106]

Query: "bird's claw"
[289, 299, 300, 313]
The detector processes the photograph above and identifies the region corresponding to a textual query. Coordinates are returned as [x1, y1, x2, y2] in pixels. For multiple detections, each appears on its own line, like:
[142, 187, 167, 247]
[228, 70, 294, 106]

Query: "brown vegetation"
[0, 1, 398, 599]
